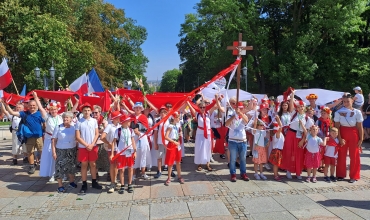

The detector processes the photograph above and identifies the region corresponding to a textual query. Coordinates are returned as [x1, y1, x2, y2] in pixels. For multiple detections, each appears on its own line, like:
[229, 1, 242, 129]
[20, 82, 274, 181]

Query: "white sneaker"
[260, 173, 267, 180]
[254, 173, 261, 180]
[107, 183, 115, 193]
[264, 163, 271, 170]
[296, 175, 302, 180]
[286, 171, 292, 179]
[210, 157, 215, 163]
[141, 174, 150, 180]
[49, 176, 55, 182]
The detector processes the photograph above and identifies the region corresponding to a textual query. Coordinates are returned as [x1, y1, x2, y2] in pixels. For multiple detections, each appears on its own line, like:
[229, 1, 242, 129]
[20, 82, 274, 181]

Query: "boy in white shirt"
[323, 127, 339, 182]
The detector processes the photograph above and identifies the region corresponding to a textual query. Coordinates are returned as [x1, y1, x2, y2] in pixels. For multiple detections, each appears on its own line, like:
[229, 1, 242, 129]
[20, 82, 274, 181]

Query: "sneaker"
[210, 157, 215, 163]
[115, 183, 122, 190]
[286, 171, 292, 179]
[306, 177, 311, 182]
[240, 173, 250, 181]
[220, 154, 226, 159]
[230, 174, 237, 182]
[28, 165, 36, 174]
[324, 176, 331, 182]
[69, 182, 77, 188]
[57, 186, 65, 193]
[296, 175, 302, 180]
[260, 173, 267, 180]
[12, 159, 17, 165]
[312, 177, 317, 183]
[154, 171, 162, 179]
[141, 174, 150, 180]
[171, 171, 176, 178]
[79, 185, 87, 194]
[49, 176, 55, 182]
[274, 176, 282, 182]
[118, 187, 125, 194]
[107, 183, 115, 193]
[348, 179, 357, 183]
[264, 163, 271, 171]
[337, 177, 345, 181]
[330, 176, 337, 182]
[163, 166, 168, 171]
[254, 173, 261, 180]
[92, 182, 103, 190]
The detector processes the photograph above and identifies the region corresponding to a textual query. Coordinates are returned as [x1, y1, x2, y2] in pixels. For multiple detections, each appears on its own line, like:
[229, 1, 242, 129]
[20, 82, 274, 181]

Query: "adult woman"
[51, 112, 77, 192]
[34, 92, 63, 181]
[277, 101, 291, 136]
[334, 93, 363, 183]
[280, 90, 314, 179]
[187, 94, 221, 171]
[93, 105, 109, 180]
[361, 93, 370, 141]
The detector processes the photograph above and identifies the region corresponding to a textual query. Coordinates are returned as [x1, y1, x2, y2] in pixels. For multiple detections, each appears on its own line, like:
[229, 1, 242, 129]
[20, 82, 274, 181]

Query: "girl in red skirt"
[164, 112, 184, 185]
[269, 115, 285, 181]
[304, 125, 327, 183]
[113, 115, 136, 194]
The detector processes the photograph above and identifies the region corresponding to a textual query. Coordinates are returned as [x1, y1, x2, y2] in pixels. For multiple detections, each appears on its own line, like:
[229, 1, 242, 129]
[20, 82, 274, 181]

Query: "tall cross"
[226, 33, 253, 102]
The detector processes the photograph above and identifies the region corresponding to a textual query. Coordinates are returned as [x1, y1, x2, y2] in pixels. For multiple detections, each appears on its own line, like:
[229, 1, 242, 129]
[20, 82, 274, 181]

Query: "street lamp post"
[34, 62, 57, 90]
[242, 66, 247, 92]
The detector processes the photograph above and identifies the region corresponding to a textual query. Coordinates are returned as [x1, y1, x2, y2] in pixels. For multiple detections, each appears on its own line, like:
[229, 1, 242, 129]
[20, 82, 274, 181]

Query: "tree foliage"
[159, 69, 182, 92]
[176, 0, 370, 95]
[0, 0, 148, 92]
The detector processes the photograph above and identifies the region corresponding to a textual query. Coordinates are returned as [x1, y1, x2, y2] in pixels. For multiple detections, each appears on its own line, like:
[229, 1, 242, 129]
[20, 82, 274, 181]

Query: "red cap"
[259, 103, 269, 110]
[79, 102, 92, 112]
[172, 111, 180, 117]
[120, 114, 131, 123]
[237, 102, 244, 109]
[159, 105, 168, 112]
[110, 111, 121, 120]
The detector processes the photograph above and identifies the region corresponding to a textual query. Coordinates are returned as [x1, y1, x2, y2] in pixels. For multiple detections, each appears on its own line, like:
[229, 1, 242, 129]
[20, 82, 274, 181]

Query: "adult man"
[225, 101, 249, 182]
[75, 103, 102, 194]
[3, 100, 44, 174]
[1, 103, 26, 165]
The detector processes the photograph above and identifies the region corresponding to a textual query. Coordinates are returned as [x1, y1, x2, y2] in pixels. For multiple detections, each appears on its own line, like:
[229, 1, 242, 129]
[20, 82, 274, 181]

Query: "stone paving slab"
[150, 202, 190, 219]
[47, 209, 92, 220]
[238, 197, 285, 214]
[249, 211, 296, 220]
[129, 205, 149, 220]
[187, 200, 230, 218]
[89, 207, 130, 220]
[289, 208, 339, 219]
[272, 195, 323, 211]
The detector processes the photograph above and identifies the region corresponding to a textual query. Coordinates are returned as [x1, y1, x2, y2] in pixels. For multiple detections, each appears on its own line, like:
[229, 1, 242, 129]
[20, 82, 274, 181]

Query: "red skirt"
[165, 142, 182, 166]
[304, 152, 321, 169]
[280, 129, 305, 176]
[269, 149, 283, 167]
[213, 126, 228, 154]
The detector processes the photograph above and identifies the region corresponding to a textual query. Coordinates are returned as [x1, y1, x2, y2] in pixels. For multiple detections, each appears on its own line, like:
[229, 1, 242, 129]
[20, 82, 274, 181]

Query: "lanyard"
[173, 125, 179, 139]
[122, 128, 129, 146]
[255, 131, 263, 145]
[282, 113, 289, 125]
[297, 113, 304, 129]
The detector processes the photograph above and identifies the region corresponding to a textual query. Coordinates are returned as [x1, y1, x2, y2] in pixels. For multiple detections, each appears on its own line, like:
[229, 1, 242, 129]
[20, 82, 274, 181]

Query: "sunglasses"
[230, 102, 236, 105]
[93, 112, 99, 114]
[73, 112, 78, 115]
[200, 107, 206, 109]
[166, 105, 172, 108]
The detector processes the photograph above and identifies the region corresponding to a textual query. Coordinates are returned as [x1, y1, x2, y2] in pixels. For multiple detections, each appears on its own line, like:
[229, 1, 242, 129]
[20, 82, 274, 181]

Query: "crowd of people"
[1, 85, 365, 194]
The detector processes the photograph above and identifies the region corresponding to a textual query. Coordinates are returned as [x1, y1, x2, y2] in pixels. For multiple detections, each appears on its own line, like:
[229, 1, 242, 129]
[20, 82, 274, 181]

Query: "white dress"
[194, 113, 212, 164]
[39, 114, 63, 177]
[133, 115, 152, 169]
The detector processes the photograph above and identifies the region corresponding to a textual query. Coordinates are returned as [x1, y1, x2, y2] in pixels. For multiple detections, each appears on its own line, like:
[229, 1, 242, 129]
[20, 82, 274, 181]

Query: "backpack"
[16, 113, 30, 144]
[9, 116, 14, 133]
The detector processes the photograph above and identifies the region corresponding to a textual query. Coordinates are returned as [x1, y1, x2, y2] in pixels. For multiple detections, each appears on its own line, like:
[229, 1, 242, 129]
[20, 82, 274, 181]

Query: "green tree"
[159, 69, 182, 92]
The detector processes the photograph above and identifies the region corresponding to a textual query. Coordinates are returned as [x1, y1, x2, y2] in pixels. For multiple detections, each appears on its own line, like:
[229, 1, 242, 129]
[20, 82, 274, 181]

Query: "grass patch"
[0, 121, 10, 126]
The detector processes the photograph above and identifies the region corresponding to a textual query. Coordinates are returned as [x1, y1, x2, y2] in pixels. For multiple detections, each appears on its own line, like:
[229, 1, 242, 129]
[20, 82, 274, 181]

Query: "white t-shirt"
[75, 117, 98, 148]
[52, 124, 76, 149]
[254, 130, 266, 146]
[272, 133, 285, 150]
[354, 94, 364, 106]
[227, 113, 246, 141]
[168, 124, 180, 140]
[325, 138, 339, 158]
[103, 123, 121, 151]
[11, 115, 21, 130]
[334, 108, 363, 127]
[289, 110, 314, 131]
[154, 119, 169, 145]
[306, 135, 323, 153]
[114, 127, 134, 155]
[210, 110, 223, 128]
[280, 112, 291, 127]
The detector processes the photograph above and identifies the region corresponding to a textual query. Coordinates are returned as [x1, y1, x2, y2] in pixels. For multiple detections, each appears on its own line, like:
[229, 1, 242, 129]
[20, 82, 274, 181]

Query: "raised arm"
[289, 90, 295, 113]
[187, 101, 197, 117]
[32, 91, 47, 118]
[1, 102, 11, 118]
[121, 101, 135, 115]
[144, 96, 158, 114]
[71, 96, 79, 113]
[2, 101, 20, 117]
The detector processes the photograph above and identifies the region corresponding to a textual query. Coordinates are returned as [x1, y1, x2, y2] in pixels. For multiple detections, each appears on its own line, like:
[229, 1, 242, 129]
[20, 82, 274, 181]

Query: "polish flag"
[0, 59, 13, 90]
[69, 73, 88, 94]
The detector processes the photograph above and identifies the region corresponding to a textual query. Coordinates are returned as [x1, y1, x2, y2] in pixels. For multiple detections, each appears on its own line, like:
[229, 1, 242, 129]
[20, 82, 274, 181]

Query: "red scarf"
[326, 136, 340, 155]
[318, 117, 331, 137]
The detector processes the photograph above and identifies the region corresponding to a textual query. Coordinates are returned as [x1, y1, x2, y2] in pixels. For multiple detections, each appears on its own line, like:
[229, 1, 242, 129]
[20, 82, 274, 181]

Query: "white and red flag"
[69, 73, 88, 94]
[0, 59, 13, 90]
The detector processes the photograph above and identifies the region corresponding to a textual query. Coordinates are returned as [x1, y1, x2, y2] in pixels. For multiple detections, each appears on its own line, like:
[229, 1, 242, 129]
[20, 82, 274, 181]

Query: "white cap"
[353, 86, 361, 91]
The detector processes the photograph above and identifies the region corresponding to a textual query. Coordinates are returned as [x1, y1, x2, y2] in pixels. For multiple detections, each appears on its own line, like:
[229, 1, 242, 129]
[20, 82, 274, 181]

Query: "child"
[316, 107, 332, 173]
[164, 112, 184, 185]
[304, 125, 327, 183]
[252, 118, 268, 180]
[353, 86, 364, 109]
[112, 115, 136, 194]
[268, 116, 285, 181]
[323, 127, 339, 182]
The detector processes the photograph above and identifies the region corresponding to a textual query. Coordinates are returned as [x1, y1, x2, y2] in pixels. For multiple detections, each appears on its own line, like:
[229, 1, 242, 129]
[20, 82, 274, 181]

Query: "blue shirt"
[20, 111, 45, 138]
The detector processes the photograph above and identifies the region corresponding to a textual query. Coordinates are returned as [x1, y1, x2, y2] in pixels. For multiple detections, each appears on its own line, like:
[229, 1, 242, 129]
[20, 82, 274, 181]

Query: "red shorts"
[107, 151, 117, 164]
[78, 146, 98, 162]
[165, 142, 182, 166]
[116, 155, 134, 169]
[324, 156, 337, 166]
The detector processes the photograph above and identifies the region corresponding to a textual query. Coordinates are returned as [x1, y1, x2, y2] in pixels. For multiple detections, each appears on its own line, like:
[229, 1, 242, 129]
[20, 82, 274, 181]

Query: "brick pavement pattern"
[0, 133, 370, 220]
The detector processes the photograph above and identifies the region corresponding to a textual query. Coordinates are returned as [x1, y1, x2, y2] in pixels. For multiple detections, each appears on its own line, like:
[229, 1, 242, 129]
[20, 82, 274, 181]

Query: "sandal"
[127, 184, 134, 193]
[197, 165, 202, 171]
[57, 186, 65, 193]
[118, 187, 125, 194]
[206, 165, 213, 171]
[178, 177, 185, 184]
[318, 167, 324, 173]
[165, 178, 171, 186]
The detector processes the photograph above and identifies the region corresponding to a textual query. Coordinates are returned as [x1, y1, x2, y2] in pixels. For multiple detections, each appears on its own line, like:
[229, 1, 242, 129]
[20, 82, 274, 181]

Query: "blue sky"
[106, 0, 200, 81]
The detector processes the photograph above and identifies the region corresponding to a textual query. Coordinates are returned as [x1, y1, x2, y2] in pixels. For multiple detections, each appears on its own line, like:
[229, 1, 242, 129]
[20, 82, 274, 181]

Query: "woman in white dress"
[33, 92, 63, 182]
[187, 94, 222, 171]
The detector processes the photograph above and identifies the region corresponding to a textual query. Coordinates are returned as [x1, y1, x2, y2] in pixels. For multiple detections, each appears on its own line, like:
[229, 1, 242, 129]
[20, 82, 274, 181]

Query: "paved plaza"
[0, 130, 370, 220]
